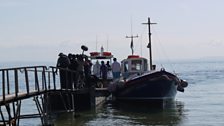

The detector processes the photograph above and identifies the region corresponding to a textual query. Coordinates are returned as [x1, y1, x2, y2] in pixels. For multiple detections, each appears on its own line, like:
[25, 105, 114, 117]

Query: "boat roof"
[89, 51, 113, 60]
[122, 55, 147, 61]
[89, 55, 113, 59]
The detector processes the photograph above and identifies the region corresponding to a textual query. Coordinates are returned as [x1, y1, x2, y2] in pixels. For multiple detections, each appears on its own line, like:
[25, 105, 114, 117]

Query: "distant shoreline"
[1, 57, 224, 69]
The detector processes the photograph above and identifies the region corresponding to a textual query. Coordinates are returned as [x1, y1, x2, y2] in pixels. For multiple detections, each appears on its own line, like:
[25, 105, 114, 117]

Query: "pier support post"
[74, 87, 94, 111]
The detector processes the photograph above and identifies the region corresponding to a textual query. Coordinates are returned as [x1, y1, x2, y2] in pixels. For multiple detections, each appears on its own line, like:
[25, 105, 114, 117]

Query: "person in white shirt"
[93, 60, 101, 77]
[111, 58, 121, 79]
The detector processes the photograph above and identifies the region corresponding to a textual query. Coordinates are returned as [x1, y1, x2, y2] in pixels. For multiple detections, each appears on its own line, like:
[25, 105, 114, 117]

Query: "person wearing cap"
[56, 53, 71, 89]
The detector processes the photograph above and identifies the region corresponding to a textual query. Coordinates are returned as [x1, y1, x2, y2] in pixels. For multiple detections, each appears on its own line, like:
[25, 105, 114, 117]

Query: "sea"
[1, 59, 224, 126]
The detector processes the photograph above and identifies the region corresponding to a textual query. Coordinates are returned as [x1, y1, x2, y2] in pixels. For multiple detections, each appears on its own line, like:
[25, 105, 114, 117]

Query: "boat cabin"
[121, 55, 148, 78]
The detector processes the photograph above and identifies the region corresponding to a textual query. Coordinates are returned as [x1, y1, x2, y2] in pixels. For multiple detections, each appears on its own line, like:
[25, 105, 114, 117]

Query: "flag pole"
[126, 35, 138, 55]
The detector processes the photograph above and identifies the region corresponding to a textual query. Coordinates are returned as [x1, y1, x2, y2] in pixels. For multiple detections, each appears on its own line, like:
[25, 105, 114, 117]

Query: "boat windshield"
[143, 59, 148, 71]
[124, 61, 129, 72]
[121, 57, 148, 78]
[131, 60, 142, 71]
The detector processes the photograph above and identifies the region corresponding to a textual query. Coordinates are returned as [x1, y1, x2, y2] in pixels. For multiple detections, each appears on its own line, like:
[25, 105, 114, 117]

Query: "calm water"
[1, 60, 224, 126]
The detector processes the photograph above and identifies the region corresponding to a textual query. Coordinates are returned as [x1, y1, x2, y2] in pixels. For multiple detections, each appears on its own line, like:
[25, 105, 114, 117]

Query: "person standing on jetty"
[111, 58, 121, 80]
[56, 53, 71, 89]
[84, 57, 92, 87]
[68, 54, 79, 89]
[76, 54, 85, 88]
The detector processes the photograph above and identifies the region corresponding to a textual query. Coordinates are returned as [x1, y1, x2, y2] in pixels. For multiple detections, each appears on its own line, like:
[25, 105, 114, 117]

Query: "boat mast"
[142, 17, 157, 70]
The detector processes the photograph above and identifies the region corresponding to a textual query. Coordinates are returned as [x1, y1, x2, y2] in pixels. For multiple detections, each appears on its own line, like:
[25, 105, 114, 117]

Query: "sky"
[1, 0, 224, 64]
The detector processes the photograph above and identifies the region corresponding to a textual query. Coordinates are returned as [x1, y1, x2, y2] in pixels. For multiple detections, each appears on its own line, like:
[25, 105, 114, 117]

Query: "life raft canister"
[103, 52, 112, 56]
[90, 52, 100, 56]
[127, 55, 140, 59]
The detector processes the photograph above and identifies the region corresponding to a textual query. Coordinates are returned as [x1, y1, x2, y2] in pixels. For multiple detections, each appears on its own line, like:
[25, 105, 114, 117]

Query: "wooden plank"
[0, 90, 46, 105]
[95, 88, 108, 91]
[0, 87, 93, 105]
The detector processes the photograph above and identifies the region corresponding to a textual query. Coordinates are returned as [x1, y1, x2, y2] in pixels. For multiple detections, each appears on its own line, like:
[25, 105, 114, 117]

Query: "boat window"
[124, 61, 128, 72]
[131, 60, 142, 71]
[144, 59, 148, 71]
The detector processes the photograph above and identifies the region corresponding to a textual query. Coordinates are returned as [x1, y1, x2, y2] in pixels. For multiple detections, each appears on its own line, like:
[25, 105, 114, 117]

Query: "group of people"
[56, 52, 92, 89]
[56, 52, 121, 89]
[92, 58, 121, 81]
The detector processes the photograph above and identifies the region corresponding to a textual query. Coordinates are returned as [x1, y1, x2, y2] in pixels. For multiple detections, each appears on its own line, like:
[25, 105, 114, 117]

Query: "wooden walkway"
[0, 66, 110, 126]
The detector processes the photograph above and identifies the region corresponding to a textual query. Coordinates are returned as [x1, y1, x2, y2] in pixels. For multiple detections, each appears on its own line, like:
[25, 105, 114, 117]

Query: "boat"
[109, 17, 188, 103]
[89, 46, 114, 87]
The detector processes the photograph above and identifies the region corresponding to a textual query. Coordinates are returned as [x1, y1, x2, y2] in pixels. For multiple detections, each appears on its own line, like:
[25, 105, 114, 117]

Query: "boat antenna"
[126, 17, 138, 55]
[96, 35, 98, 51]
[126, 35, 138, 55]
[142, 17, 157, 70]
[106, 35, 109, 51]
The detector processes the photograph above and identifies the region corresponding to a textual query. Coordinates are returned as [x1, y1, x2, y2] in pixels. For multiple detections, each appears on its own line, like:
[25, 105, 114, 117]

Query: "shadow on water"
[53, 100, 186, 126]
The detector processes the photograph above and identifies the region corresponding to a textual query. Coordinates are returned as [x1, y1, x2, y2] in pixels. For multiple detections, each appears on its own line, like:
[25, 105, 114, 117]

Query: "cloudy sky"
[1, 0, 224, 63]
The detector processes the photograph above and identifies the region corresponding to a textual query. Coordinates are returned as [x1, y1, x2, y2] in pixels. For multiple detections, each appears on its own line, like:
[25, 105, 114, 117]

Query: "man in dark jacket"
[56, 53, 70, 89]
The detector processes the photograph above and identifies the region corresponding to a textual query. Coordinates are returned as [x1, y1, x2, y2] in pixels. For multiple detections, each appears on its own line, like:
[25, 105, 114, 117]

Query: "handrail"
[49, 66, 78, 73]
[0, 66, 53, 104]
[0, 65, 83, 104]
[0, 66, 47, 71]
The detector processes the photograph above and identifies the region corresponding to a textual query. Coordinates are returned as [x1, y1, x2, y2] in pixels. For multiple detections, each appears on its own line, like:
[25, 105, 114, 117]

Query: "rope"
[151, 27, 177, 74]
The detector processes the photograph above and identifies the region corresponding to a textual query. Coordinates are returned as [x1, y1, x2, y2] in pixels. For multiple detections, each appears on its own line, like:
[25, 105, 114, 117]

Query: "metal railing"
[0, 66, 81, 105]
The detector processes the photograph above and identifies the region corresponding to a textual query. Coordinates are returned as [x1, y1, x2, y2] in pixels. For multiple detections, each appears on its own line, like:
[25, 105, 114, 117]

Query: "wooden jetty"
[0, 66, 110, 126]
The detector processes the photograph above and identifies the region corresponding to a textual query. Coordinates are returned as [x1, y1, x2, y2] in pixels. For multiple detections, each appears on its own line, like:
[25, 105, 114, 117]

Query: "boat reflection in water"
[53, 101, 186, 126]
[109, 101, 186, 126]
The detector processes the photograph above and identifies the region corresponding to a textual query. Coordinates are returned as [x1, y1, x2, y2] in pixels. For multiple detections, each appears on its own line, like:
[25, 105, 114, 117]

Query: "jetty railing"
[0, 65, 85, 125]
[0, 66, 86, 105]
[0, 66, 48, 104]
[0, 65, 109, 125]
